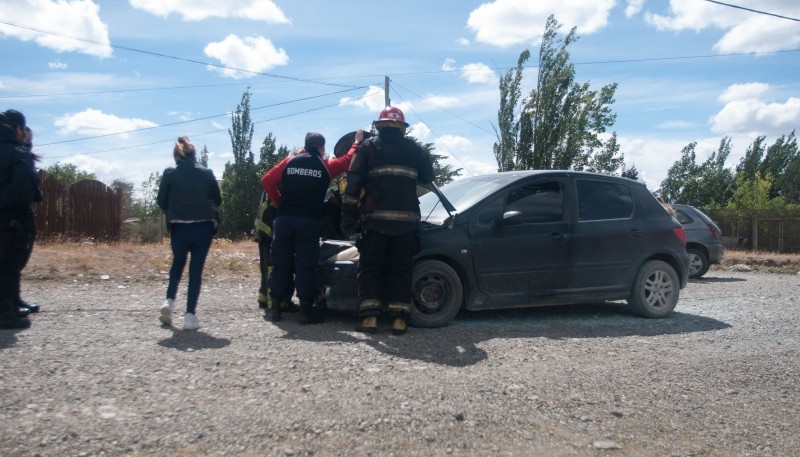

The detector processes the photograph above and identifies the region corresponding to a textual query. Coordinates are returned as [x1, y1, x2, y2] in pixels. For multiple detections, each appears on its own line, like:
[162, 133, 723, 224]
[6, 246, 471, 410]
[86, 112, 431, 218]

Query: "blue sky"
[1, 0, 799, 192]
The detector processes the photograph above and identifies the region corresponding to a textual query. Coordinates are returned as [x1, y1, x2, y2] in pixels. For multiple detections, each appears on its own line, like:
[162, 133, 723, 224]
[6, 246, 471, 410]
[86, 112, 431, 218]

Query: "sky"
[1, 0, 799, 193]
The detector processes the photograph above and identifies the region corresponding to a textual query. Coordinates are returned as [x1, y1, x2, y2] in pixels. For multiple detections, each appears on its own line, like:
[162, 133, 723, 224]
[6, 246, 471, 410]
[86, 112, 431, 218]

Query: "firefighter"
[340, 107, 434, 335]
[254, 191, 276, 309]
[262, 131, 361, 323]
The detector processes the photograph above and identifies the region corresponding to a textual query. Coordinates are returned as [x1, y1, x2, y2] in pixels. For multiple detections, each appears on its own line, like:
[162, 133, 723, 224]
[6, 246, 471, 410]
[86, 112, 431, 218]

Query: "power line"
[0, 19, 359, 88]
[702, 0, 800, 22]
[43, 92, 375, 160]
[36, 86, 370, 148]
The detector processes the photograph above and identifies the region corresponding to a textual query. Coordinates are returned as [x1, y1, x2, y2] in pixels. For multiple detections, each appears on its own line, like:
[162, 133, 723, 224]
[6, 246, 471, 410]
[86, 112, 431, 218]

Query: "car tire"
[627, 260, 679, 318]
[410, 259, 463, 328]
[687, 247, 709, 278]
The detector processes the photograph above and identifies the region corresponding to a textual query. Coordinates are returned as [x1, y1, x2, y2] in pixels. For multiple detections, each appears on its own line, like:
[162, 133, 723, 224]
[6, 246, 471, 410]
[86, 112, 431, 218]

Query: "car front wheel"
[687, 248, 709, 278]
[410, 259, 463, 328]
[627, 260, 679, 318]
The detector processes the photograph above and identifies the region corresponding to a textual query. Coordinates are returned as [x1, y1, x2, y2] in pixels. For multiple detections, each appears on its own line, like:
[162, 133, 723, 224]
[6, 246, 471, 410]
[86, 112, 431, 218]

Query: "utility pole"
[384, 76, 390, 107]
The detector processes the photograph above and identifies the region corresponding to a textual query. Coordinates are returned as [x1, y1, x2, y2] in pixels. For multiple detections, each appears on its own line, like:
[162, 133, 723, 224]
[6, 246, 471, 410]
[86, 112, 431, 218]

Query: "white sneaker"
[160, 299, 174, 325]
[183, 312, 200, 330]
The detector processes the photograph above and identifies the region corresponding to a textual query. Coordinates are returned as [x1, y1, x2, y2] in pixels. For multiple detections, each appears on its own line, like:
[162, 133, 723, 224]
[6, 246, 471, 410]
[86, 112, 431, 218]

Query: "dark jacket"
[0, 140, 40, 224]
[276, 151, 332, 220]
[157, 155, 221, 223]
[342, 128, 434, 235]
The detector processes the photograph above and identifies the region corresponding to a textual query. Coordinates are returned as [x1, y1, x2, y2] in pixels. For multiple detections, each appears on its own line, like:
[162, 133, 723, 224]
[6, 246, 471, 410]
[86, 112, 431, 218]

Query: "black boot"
[268, 305, 282, 322]
[298, 300, 324, 325]
[18, 301, 39, 314]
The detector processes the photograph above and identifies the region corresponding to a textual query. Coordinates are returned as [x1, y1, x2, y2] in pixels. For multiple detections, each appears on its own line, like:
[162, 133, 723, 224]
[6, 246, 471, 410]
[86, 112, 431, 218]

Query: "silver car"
[671, 204, 724, 278]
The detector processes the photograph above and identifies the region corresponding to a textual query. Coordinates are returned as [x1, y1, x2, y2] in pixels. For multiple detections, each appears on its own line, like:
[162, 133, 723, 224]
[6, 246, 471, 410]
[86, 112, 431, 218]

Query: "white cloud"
[210, 120, 227, 130]
[128, 0, 289, 23]
[645, 0, 800, 53]
[340, 86, 413, 115]
[442, 58, 456, 72]
[409, 122, 431, 141]
[466, 0, 616, 47]
[63, 155, 124, 179]
[48, 61, 68, 70]
[625, 0, 645, 17]
[204, 35, 289, 79]
[422, 95, 461, 109]
[457, 37, 470, 46]
[718, 83, 769, 104]
[54, 108, 158, 139]
[657, 120, 697, 130]
[461, 63, 496, 84]
[0, 0, 111, 57]
[711, 97, 800, 136]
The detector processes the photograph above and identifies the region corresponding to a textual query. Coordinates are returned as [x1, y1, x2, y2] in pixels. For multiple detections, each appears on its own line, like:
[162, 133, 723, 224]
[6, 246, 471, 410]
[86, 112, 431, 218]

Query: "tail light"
[673, 226, 686, 246]
[707, 223, 720, 240]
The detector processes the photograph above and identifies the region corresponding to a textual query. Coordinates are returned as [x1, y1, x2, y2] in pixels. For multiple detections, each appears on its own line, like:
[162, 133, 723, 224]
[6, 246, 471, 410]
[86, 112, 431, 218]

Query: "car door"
[468, 177, 571, 296]
[570, 178, 645, 291]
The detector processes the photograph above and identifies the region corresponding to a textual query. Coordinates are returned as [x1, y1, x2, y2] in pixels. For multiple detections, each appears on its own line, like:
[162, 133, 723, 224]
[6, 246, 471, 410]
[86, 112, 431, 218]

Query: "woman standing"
[157, 136, 221, 330]
[0, 110, 42, 330]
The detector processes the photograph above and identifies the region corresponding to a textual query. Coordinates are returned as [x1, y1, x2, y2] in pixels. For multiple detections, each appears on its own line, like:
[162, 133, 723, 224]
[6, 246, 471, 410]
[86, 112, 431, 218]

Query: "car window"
[505, 181, 564, 223]
[674, 209, 693, 225]
[577, 180, 633, 221]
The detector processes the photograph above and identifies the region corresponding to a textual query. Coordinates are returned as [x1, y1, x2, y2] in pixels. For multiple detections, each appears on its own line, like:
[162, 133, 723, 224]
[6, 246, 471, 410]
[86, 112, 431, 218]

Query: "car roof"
[464, 170, 644, 186]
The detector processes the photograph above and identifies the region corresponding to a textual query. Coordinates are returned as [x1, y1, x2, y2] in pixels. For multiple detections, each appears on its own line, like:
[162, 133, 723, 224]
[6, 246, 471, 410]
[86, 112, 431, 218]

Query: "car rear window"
[577, 180, 634, 221]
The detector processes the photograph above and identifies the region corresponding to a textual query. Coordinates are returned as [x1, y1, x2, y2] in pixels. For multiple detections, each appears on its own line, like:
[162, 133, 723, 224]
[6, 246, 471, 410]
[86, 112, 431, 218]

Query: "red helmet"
[375, 106, 408, 127]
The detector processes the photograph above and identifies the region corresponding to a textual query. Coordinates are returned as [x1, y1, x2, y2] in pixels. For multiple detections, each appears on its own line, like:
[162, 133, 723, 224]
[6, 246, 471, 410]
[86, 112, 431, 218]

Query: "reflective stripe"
[387, 302, 410, 311]
[370, 165, 418, 180]
[342, 194, 360, 205]
[358, 299, 381, 311]
[369, 210, 420, 222]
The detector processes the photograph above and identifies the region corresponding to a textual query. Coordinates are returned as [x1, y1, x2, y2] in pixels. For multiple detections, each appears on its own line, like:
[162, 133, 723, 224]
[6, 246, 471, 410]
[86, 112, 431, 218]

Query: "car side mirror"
[494, 210, 522, 229]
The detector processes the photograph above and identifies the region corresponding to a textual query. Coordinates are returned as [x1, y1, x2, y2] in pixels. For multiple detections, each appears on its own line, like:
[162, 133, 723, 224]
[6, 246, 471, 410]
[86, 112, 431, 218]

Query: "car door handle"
[550, 232, 567, 241]
[629, 229, 643, 238]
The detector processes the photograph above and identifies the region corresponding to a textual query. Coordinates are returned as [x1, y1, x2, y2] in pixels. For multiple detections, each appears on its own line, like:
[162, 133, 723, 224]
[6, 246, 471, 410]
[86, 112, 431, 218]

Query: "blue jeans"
[167, 221, 214, 314]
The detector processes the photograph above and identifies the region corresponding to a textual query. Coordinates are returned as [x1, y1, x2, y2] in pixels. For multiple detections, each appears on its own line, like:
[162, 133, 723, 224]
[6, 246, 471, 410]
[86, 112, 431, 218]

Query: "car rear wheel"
[627, 260, 679, 318]
[687, 248, 709, 278]
[410, 260, 463, 328]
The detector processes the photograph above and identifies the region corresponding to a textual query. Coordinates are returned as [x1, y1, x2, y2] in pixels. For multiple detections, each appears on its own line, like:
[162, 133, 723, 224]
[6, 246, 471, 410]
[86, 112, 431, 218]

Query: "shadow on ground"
[157, 326, 232, 351]
[273, 302, 731, 368]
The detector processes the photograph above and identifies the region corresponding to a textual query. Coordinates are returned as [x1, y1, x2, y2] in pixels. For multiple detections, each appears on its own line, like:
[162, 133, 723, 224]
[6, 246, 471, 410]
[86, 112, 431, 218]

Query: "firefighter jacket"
[254, 192, 276, 239]
[342, 128, 434, 236]
[261, 143, 357, 210]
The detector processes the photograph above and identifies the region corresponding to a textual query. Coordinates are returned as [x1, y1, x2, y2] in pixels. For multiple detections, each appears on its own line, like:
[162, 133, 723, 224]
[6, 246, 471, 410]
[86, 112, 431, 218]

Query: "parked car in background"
[319, 171, 691, 327]
[671, 204, 724, 278]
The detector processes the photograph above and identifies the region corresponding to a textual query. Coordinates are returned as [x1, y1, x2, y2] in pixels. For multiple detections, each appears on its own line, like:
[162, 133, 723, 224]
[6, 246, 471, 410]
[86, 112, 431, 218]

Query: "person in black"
[265, 132, 356, 324]
[0, 109, 42, 329]
[340, 107, 434, 335]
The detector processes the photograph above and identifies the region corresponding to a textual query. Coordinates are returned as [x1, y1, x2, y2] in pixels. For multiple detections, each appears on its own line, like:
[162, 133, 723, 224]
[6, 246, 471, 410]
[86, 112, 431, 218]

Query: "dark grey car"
[671, 204, 724, 278]
[319, 171, 690, 327]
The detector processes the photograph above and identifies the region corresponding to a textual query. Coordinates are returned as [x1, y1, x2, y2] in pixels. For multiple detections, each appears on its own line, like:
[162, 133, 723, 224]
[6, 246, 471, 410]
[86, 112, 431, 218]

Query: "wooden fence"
[34, 170, 123, 241]
[705, 208, 800, 253]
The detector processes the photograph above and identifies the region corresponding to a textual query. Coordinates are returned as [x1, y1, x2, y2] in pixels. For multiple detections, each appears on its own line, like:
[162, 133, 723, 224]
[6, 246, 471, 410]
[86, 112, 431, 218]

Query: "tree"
[586, 132, 623, 175]
[760, 131, 797, 200]
[727, 173, 784, 209]
[218, 89, 261, 239]
[199, 145, 210, 167]
[408, 137, 462, 186]
[257, 132, 286, 177]
[45, 162, 96, 184]
[494, 15, 620, 173]
[659, 143, 698, 203]
[694, 137, 735, 208]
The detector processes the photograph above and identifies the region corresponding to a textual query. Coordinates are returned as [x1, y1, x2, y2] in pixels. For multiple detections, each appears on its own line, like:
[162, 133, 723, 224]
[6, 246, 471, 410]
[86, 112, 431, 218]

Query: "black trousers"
[0, 216, 35, 315]
[269, 215, 320, 305]
[356, 230, 417, 318]
[257, 233, 272, 305]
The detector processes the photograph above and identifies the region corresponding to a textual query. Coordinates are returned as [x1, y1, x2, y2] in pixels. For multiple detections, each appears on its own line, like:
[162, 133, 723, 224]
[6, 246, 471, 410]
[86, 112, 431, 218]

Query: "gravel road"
[1, 270, 798, 456]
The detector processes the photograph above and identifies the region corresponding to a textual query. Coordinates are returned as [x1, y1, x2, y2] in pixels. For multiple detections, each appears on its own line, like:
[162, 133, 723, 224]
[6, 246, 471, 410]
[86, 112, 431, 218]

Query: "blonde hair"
[174, 135, 195, 163]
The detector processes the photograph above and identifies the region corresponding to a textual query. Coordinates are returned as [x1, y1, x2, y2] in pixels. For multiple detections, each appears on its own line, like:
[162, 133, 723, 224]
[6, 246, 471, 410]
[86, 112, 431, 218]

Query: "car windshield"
[419, 175, 510, 225]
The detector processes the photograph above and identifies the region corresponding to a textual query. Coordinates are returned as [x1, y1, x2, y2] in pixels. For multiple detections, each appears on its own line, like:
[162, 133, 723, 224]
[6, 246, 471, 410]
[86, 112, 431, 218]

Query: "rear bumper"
[707, 242, 725, 264]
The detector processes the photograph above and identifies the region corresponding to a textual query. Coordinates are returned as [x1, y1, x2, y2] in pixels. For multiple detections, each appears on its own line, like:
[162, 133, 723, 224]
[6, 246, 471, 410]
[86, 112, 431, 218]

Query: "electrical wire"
[702, 0, 800, 22]
[0, 19, 359, 88]
[35, 86, 371, 148]
[43, 92, 375, 160]
[389, 86, 474, 177]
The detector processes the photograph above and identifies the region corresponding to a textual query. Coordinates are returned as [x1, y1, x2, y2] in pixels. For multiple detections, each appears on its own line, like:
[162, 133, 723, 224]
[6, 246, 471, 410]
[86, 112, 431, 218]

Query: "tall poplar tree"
[494, 15, 620, 173]
[218, 88, 261, 239]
